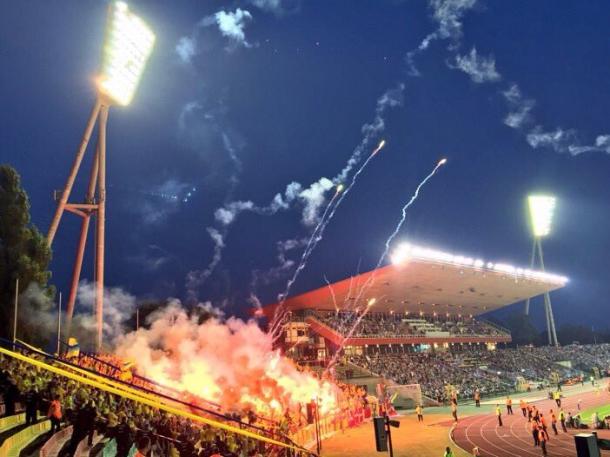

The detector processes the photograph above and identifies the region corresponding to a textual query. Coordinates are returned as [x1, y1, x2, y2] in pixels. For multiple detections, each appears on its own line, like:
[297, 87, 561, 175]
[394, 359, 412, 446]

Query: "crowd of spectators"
[349, 351, 510, 402]
[314, 311, 506, 339]
[0, 351, 310, 457]
[348, 344, 610, 403]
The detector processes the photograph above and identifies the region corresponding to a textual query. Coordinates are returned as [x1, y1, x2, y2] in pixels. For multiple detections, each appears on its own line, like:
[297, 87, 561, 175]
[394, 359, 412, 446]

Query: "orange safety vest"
[551, 414, 557, 424]
[48, 400, 62, 420]
[506, 398, 512, 406]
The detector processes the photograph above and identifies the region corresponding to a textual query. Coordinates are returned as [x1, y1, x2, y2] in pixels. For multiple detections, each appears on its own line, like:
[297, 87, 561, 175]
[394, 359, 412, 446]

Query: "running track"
[453, 389, 610, 457]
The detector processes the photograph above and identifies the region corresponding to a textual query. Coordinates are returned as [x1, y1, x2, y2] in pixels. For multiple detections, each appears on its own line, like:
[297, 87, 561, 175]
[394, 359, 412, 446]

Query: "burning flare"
[115, 302, 340, 419]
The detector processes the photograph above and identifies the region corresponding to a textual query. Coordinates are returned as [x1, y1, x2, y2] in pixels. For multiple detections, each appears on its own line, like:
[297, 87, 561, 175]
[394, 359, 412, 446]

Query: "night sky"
[2, 0, 609, 328]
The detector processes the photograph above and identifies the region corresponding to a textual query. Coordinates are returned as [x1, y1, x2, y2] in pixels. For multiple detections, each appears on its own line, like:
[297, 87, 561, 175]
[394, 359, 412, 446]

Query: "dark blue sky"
[2, 0, 609, 328]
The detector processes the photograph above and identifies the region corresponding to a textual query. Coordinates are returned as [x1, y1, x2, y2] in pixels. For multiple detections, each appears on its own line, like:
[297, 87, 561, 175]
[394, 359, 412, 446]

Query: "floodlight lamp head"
[97, 2, 155, 106]
[528, 195, 556, 238]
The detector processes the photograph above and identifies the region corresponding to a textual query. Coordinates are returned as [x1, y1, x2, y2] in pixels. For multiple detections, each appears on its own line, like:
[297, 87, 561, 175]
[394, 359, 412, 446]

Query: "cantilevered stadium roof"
[265, 242, 568, 317]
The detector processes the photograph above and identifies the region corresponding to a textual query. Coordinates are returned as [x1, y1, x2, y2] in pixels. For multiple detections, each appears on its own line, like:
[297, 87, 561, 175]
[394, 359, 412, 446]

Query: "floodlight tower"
[46, 2, 155, 351]
[524, 195, 559, 346]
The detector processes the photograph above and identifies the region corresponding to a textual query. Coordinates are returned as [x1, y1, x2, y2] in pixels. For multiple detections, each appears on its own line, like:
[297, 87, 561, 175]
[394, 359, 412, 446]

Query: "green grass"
[579, 403, 610, 424]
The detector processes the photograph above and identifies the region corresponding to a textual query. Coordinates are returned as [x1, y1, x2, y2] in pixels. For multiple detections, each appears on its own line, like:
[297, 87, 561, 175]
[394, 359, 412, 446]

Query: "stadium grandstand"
[263, 242, 572, 404]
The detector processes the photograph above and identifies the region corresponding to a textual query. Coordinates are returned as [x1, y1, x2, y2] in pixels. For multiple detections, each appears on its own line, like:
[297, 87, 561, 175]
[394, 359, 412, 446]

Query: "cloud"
[451, 48, 501, 83]
[185, 227, 226, 302]
[127, 244, 173, 272]
[133, 178, 192, 226]
[336, 84, 404, 183]
[502, 84, 535, 129]
[212, 176, 333, 228]
[248, 0, 300, 15]
[75, 281, 137, 346]
[299, 178, 334, 225]
[431, 0, 478, 42]
[214, 8, 253, 48]
[525, 127, 610, 156]
[215, 201, 256, 225]
[176, 36, 196, 64]
[176, 8, 254, 62]
[595, 135, 610, 152]
[189, 85, 403, 293]
[526, 127, 578, 154]
[251, 237, 308, 289]
[406, 0, 479, 75]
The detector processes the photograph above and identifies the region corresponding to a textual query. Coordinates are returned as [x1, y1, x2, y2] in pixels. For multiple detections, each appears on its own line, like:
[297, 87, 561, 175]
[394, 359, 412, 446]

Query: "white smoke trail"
[191, 85, 404, 301]
[270, 142, 386, 339]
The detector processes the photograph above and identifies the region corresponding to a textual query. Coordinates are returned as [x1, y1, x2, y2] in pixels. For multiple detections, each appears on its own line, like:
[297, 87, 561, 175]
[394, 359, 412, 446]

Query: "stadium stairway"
[34, 425, 73, 457]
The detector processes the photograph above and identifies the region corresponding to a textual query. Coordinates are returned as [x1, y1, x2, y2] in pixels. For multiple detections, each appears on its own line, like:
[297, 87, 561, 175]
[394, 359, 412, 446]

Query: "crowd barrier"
[291, 406, 371, 449]
[39, 425, 73, 457]
[0, 419, 50, 457]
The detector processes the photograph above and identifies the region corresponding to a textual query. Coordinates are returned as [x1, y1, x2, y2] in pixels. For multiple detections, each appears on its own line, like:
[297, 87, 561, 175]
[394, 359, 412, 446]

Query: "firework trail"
[327, 158, 448, 368]
[269, 187, 342, 339]
[324, 275, 339, 314]
[378, 157, 447, 269]
[324, 296, 380, 374]
[270, 141, 386, 339]
[292, 140, 385, 289]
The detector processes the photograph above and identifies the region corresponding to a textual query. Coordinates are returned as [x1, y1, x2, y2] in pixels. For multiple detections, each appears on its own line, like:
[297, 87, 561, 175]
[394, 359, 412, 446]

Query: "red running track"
[453, 389, 610, 457]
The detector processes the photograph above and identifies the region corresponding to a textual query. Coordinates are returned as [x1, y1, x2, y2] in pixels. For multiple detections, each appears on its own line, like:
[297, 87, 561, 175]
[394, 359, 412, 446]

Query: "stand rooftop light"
[47, 2, 155, 351]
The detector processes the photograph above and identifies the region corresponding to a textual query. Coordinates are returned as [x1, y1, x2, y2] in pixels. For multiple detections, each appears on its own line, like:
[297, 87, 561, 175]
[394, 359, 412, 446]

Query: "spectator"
[48, 394, 62, 433]
[134, 435, 151, 457]
[24, 386, 39, 425]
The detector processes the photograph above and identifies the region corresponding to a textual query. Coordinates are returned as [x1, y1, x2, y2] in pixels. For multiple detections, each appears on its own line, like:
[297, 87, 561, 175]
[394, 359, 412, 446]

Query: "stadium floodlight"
[98, 1, 155, 106]
[47, 2, 155, 351]
[390, 241, 567, 284]
[527, 195, 556, 238]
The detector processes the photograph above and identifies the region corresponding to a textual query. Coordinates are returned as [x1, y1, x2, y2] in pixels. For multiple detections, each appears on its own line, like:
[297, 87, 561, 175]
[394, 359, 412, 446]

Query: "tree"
[0, 165, 53, 343]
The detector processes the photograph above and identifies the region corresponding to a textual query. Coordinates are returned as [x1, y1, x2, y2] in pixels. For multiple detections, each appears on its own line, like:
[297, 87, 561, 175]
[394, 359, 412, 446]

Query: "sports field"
[322, 383, 610, 456]
[579, 403, 610, 424]
[321, 412, 469, 457]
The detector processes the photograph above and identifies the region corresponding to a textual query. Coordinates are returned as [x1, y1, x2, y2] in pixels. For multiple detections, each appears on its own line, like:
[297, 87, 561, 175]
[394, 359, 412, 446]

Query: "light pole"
[57, 292, 62, 355]
[524, 195, 559, 346]
[46, 1, 155, 351]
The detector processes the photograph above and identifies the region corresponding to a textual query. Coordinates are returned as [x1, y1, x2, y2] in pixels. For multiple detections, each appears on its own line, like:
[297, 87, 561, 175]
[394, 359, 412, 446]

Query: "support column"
[537, 239, 558, 346]
[95, 104, 109, 351]
[65, 141, 101, 338]
[47, 101, 102, 246]
[524, 239, 536, 315]
[545, 293, 558, 346]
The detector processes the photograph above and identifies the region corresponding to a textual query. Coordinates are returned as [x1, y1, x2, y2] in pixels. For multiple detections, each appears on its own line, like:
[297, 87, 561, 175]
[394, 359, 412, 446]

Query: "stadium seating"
[347, 344, 610, 403]
[312, 310, 508, 339]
